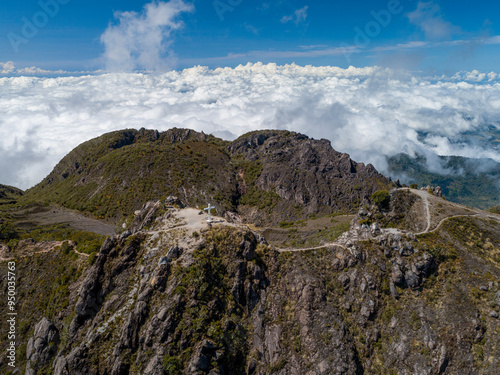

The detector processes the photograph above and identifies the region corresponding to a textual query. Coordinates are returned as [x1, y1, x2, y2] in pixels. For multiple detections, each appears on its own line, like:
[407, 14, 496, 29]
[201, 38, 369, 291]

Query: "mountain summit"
[26, 128, 391, 225]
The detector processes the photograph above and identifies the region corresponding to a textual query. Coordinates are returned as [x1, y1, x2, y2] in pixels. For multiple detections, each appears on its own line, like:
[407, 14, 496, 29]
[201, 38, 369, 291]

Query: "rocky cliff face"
[24, 128, 391, 225]
[228, 130, 390, 224]
[3, 193, 499, 375]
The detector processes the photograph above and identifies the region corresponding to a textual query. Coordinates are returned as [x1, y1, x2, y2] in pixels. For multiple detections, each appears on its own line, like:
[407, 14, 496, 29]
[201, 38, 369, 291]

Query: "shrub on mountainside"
[371, 190, 390, 210]
[0, 221, 18, 241]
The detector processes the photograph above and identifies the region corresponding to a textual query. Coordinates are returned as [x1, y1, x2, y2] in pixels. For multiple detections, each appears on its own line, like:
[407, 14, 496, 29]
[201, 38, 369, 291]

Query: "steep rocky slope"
[1, 188, 499, 375]
[24, 128, 391, 225]
[228, 130, 389, 225]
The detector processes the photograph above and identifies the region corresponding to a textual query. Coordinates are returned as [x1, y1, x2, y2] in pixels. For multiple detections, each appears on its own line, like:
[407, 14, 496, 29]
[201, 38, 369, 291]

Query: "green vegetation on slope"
[264, 213, 353, 248]
[21, 128, 391, 226]
[0, 249, 85, 373]
[388, 153, 500, 209]
[0, 184, 23, 205]
[371, 190, 390, 209]
[24, 128, 238, 221]
[0, 215, 105, 256]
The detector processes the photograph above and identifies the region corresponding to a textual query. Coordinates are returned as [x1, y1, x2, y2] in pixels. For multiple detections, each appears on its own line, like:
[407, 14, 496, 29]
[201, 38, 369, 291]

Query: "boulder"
[53, 356, 69, 375]
[370, 222, 381, 236]
[405, 270, 420, 289]
[390, 282, 400, 299]
[26, 318, 59, 371]
[188, 340, 218, 373]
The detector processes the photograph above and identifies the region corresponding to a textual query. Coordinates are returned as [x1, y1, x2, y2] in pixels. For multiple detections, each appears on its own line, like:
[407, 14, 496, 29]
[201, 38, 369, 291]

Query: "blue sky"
[0, 0, 500, 74]
[1, 0, 499, 73]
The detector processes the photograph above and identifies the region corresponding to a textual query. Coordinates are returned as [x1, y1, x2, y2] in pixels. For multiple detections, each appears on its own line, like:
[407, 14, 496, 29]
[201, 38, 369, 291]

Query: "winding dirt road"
[2, 195, 499, 261]
[405, 188, 500, 234]
[276, 189, 500, 252]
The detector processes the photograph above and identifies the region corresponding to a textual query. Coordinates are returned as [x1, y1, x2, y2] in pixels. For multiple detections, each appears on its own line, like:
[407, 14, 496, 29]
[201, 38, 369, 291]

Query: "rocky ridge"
[7, 187, 500, 375]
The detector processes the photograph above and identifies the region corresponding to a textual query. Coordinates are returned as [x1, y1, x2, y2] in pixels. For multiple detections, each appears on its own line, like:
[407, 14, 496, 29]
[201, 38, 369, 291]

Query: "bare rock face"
[187, 339, 218, 373]
[26, 318, 59, 373]
[229, 130, 391, 224]
[53, 356, 69, 375]
[70, 237, 117, 335]
[114, 300, 148, 354]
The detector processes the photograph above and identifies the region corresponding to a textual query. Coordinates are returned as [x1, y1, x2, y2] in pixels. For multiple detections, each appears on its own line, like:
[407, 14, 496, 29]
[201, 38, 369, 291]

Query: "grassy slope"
[24, 129, 239, 221]
[0, 184, 23, 204]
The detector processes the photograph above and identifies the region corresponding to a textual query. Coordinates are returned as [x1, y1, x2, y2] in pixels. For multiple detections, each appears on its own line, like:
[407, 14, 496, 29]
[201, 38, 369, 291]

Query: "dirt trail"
[74, 249, 89, 257]
[409, 189, 432, 234]
[0, 208, 239, 262]
[3, 197, 499, 261]
[150, 209, 348, 253]
[278, 191, 500, 251]
[275, 243, 349, 252]
[426, 213, 500, 234]
[1, 204, 115, 261]
[403, 188, 500, 235]
[11, 204, 115, 236]
[0, 241, 89, 262]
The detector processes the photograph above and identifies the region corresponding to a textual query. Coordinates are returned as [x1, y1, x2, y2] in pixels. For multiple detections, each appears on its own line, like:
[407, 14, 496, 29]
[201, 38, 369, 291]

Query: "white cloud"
[407, 1, 460, 40]
[0, 63, 499, 189]
[100, 0, 193, 72]
[281, 6, 308, 25]
[0, 61, 99, 76]
[0, 62, 15, 74]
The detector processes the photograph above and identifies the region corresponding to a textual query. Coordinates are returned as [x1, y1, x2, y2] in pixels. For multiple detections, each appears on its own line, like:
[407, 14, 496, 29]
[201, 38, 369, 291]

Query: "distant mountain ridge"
[24, 128, 392, 225]
[388, 153, 500, 209]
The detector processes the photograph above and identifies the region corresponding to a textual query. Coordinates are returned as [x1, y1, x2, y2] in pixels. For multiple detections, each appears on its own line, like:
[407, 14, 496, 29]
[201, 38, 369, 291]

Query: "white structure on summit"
[204, 203, 214, 223]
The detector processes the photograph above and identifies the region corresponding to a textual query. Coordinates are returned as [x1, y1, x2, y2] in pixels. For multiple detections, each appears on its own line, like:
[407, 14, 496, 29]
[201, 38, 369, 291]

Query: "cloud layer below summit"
[0, 63, 499, 189]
